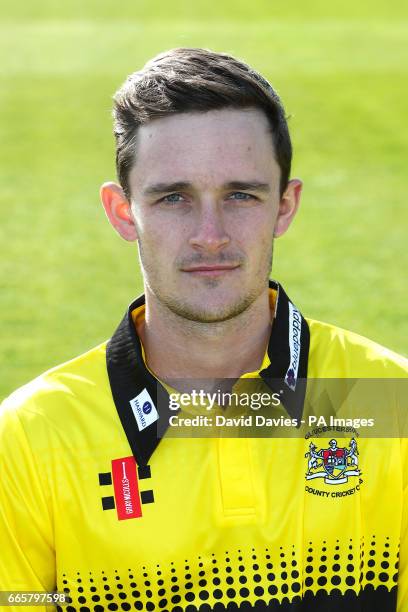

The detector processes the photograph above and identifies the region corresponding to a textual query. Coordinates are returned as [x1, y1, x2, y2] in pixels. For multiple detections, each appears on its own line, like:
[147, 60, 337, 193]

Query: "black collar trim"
[106, 280, 310, 466]
[259, 281, 310, 424]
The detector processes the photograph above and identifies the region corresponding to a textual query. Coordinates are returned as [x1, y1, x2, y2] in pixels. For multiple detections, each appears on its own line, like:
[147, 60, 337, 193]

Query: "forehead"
[128, 108, 279, 190]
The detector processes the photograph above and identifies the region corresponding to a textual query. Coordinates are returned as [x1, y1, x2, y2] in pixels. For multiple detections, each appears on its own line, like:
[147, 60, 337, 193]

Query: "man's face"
[110, 108, 299, 323]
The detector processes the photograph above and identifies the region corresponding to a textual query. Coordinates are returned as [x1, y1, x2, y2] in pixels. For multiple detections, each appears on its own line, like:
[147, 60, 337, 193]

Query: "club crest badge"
[305, 438, 361, 485]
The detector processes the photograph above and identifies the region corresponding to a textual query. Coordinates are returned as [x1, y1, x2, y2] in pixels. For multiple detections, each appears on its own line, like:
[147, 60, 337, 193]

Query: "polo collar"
[106, 280, 310, 466]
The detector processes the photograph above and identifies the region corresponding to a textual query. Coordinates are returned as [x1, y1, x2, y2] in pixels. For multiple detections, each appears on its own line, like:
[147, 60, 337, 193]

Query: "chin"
[167, 296, 255, 324]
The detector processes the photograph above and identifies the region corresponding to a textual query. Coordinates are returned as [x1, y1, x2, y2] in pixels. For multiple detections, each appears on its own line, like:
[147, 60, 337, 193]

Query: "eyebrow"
[142, 182, 192, 197]
[142, 180, 271, 197]
[223, 181, 271, 193]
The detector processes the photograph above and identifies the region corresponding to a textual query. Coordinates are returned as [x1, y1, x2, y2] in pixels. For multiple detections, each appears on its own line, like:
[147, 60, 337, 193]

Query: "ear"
[274, 178, 303, 238]
[100, 182, 138, 242]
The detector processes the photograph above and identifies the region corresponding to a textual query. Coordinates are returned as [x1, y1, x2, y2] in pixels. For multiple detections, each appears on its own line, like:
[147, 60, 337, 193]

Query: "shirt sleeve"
[0, 396, 56, 612]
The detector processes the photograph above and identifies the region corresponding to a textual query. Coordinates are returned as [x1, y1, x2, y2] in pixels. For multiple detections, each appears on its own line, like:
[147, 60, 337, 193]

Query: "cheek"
[231, 214, 274, 252]
[139, 218, 187, 260]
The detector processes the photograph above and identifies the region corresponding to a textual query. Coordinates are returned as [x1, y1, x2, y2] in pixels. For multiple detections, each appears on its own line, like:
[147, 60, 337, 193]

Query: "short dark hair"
[113, 48, 292, 199]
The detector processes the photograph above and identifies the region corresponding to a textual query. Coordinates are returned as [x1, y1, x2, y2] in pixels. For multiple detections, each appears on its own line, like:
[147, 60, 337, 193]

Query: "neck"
[137, 286, 272, 381]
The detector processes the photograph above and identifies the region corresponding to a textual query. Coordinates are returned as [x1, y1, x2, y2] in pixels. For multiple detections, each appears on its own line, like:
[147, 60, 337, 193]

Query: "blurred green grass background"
[1, 1, 407, 398]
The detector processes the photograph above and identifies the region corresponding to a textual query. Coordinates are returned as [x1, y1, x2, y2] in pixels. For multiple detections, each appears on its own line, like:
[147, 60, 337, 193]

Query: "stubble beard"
[138, 241, 274, 324]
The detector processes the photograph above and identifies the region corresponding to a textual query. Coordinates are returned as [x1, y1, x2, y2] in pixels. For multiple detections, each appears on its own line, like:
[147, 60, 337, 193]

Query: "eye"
[160, 193, 185, 204]
[227, 192, 256, 201]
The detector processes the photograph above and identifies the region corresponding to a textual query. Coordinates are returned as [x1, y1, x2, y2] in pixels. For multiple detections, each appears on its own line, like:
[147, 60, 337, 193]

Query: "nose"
[188, 203, 230, 253]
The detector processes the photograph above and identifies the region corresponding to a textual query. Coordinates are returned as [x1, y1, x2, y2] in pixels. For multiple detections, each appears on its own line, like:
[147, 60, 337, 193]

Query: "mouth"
[181, 265, 240, 277]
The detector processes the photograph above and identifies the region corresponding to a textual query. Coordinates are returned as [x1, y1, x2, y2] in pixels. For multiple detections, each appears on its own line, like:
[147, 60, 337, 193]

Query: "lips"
[182, 265, 239, 272]
[181, 265, 240, 276]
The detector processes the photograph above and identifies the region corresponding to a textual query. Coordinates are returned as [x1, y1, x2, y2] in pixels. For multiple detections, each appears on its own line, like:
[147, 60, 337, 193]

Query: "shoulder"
[306, 317, 408, 378]
[0, 342, 109, 438]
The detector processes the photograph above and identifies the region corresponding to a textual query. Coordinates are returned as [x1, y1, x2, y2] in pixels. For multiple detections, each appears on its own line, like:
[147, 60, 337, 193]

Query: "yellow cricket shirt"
[1, 281, 407, 612]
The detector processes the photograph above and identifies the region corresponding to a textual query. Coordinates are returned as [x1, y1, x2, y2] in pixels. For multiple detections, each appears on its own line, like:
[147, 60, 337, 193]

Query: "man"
[0, 48, 407, 612]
